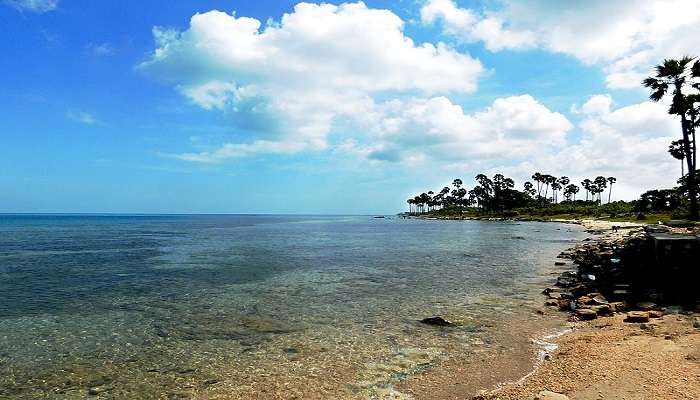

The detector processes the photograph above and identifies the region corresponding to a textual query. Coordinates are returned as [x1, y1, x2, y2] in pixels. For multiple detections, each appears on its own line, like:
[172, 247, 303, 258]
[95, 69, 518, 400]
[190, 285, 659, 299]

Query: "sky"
[1, 0, 698, 214]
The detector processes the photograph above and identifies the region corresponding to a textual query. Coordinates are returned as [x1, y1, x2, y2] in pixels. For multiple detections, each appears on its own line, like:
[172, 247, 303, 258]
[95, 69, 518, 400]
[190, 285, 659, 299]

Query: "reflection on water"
[0, 215, 586, 398]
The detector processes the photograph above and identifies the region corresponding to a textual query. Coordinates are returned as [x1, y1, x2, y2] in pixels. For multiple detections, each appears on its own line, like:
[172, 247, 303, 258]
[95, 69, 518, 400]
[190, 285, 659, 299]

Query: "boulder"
[576, 308, 598, 320]
[420, 316, 454, 326]
[557, 299, 573, 311]
[554, 261, 566, 266]
[648, 310, 664, 318]
[625, 311, 650, 323]
[591, 304, 613, 316]
[636, 302, 657, 311]
[609, 301, 627, 312]
[545, 300, 559, 307]
[535, 390, 570, 400]
[589, 295, 608, 305]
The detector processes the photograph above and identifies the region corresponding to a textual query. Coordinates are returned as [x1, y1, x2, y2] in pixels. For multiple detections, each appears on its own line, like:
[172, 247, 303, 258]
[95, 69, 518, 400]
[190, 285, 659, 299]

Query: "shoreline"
[395, 218, 699, 400]
[475, 219, 700, 400]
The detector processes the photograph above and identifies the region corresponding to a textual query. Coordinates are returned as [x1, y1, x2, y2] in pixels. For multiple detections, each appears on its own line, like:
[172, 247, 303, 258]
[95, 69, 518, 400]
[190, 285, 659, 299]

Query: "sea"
[0, 214, 587, 399]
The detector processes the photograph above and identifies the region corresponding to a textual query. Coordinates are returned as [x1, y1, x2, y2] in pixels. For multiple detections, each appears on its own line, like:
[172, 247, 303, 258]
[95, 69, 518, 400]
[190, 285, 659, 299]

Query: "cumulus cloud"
[421, 0, 700, 89]
[498, 96, 680, 200]
[420, 0, 535, 51]
[3, 0, 57, 13]
[349, 95, 572, 163]
[140, 2, 485, 160]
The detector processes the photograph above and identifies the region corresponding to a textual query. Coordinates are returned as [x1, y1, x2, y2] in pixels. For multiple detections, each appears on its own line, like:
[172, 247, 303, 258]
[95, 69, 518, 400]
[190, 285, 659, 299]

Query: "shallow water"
[0, 215, 586, 399]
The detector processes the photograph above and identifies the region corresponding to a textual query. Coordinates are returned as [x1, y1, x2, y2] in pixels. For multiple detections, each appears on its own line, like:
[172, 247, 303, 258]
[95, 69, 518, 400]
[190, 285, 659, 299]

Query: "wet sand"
[480, 313, 700, 400]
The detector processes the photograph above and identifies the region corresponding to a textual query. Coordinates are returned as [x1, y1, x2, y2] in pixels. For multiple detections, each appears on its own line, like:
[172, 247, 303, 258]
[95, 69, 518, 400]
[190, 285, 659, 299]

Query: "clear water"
[0, 215, 586, 399]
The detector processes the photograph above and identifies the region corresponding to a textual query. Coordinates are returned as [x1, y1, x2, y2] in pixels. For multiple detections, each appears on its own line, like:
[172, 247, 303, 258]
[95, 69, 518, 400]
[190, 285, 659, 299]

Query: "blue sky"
[1, 0, 697, 214]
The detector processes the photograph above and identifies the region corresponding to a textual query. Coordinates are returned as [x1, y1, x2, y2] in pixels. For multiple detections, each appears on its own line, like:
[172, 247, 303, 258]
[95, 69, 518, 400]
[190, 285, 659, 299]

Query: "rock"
[664, 219, 694, 227]
[542, 287, 561, 296]
[88, 387, 109, 396]
[625, 311, 650, 323]
[554, 261, 566, 266]
[420, 316, 453, 326]
[557, 299, 572, 311]
[636, 302, 657, 311]
[576, 295, 593, 306]
[589, 295, 608, 305]
[609, 301, 627, 312]
[648, 310, 664, 318]
[576, 308, 598, 320]
[545, 300, 559, 307]
[591, 304, 613, 316]
[535, 390, 570, 400]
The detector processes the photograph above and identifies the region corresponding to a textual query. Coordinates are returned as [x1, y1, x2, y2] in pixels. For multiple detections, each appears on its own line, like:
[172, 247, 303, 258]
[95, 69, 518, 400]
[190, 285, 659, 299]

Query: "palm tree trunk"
[681, 114, 698, 219]
[608, 185, 612, 203]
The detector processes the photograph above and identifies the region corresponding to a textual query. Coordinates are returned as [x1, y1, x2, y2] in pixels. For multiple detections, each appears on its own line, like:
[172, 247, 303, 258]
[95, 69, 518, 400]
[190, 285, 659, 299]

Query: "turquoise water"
[0, 215, 586, 399]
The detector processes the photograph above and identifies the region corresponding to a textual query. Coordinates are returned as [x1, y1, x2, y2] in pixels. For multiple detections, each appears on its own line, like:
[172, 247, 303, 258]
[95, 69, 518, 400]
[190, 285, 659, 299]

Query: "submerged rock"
[420, 316, 454, 326]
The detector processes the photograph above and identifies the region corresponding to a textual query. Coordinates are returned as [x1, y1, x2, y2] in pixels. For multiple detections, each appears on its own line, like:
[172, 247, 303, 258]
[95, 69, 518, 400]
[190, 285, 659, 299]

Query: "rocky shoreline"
[474, 219, 700, 400]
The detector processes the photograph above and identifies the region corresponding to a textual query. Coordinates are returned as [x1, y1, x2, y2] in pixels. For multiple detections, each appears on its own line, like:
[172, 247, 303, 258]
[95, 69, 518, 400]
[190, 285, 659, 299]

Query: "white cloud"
[140, 2, 484, 159]
[86, 43, 116, 56]
[3, 0, 57, 13]
[420, 0, 535, 51]
[421, 0, 700, 89]
[343, 94, 572, 163]
[498, 96, 680, 200]
[66, 111, 100, 125]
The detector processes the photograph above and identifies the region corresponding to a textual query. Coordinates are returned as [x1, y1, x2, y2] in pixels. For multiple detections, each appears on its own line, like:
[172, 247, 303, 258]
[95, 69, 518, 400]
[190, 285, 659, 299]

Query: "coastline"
[475, 219, 700, 400]
[395, 218, 699, 400]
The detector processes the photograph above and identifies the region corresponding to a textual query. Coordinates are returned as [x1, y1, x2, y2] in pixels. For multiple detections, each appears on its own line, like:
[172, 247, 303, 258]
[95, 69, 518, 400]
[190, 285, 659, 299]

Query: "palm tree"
[551, 182, 562, 203]
[524, 181, 536, 197]
[532, 172, 543, 197]
[581, 179, 592, 201]
[669, 140, 686, 178]
[643, 56, 699, 219]
[594, 176, 608, 203]
[606, 177, 616, 203]
[542, 175, 556, 201]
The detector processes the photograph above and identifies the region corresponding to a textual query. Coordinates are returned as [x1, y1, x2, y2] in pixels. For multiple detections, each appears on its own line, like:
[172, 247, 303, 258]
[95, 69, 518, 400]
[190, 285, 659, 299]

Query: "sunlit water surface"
[0, 215, 586, 399]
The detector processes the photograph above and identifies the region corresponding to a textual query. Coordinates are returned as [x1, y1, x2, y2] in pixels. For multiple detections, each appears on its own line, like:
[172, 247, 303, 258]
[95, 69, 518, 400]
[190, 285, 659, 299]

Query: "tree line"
[406, 173, 616, 214]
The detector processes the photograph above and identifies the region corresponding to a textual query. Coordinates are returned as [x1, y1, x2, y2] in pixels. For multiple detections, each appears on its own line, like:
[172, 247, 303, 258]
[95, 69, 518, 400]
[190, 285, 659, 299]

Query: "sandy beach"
[478, 219, 700, 400]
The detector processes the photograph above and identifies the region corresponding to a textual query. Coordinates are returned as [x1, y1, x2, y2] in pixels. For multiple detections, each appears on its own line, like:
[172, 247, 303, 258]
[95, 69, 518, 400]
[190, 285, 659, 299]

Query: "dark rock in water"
[625, 311, 650, 323]
[420, 316, 454, 326]
[554, 261, 566, 266]
[88, 387, 109, 396]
